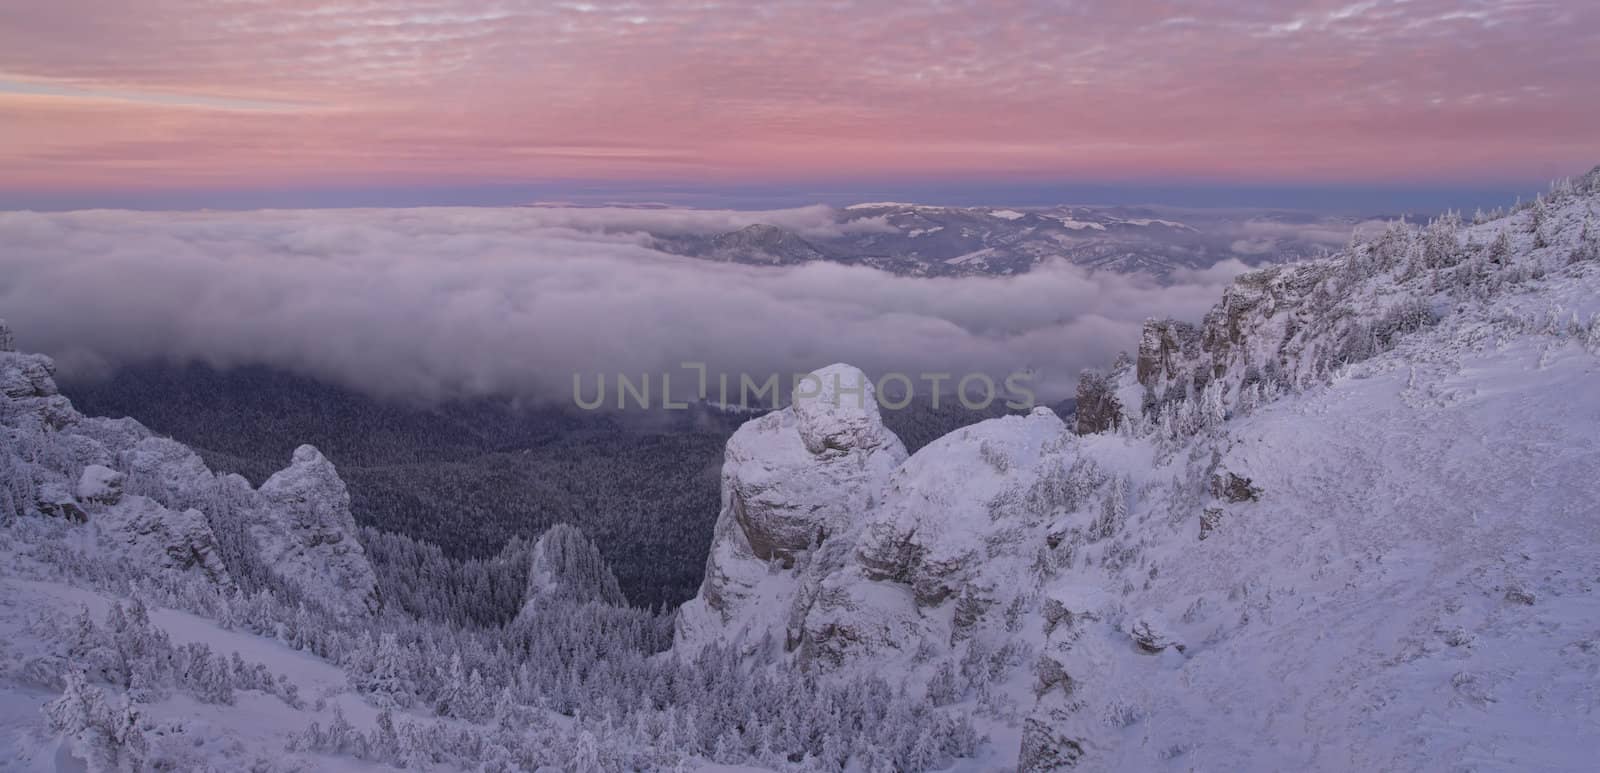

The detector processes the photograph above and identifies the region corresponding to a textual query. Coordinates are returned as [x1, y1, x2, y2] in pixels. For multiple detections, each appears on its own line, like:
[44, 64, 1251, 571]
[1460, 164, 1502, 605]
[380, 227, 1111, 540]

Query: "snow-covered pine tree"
[45, 671, 150, 771]
[364, 633, 417, 709]
[1574, 216, 1599, 264]
[926, 661, 960, 706]
[571, 729, 603, 773]
[1489, 230, 1514, 266]
[44, 670, 99, 739]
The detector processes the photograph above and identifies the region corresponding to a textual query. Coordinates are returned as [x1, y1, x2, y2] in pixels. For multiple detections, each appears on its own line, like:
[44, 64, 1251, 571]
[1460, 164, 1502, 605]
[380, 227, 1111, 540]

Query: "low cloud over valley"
[0, 206, 1255, 404]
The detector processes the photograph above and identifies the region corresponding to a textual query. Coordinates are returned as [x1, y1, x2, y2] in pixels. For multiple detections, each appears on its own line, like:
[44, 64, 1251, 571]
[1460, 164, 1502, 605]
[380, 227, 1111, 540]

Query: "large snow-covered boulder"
[251, 445, 381, 619]
[76, 465, 126, 505]
[675, 364, 907, 653]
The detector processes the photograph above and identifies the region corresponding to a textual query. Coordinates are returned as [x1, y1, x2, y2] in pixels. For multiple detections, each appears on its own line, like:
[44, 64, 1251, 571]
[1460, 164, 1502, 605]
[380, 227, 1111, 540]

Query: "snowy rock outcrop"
[94, 496, 234, 588]
[0, 332, 380, 618]
[521, 523, 626, 609]
[798, 408, 1087, 666]
[675, 363, 907, 653]
[0, 338, 239, 592]
[0, 343, 75, 434]
[251, 445, 382, 619]
[125, 437, 218, 512]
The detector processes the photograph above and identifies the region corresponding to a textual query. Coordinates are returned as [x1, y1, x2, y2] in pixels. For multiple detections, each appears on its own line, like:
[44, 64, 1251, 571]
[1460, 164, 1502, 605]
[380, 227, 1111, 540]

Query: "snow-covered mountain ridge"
[0, 339, 380, 620]
[677, 168, 1600, 770]
[655, 201, 1360, 277]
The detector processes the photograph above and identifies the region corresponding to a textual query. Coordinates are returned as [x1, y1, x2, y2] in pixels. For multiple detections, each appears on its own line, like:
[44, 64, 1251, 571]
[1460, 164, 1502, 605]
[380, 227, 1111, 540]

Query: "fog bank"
[0, 206, 1252, 404]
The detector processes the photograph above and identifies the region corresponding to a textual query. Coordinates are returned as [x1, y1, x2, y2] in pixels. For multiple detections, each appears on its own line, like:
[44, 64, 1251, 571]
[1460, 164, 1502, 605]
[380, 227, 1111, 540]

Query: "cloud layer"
[2, 0, 1597, 198]
[0, 207, 1250, 404]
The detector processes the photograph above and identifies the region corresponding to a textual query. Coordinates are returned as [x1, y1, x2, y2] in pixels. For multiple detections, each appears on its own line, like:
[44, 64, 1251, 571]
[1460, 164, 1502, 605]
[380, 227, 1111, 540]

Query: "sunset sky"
[3, 0, 1597, 210]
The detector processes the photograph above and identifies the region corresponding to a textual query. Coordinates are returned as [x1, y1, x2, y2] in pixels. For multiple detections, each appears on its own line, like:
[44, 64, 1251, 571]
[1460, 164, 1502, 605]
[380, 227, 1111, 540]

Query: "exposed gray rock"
[36, 482, 87, 523]
[1210, 472, 1261, 503]
[1136, 319, 1200, 388]
[1042, 585, 1110, 638]
[797, 408, 1077, 665]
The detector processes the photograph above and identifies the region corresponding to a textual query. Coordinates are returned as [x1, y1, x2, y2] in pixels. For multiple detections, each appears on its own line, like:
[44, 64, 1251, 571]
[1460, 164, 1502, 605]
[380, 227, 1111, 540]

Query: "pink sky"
[2, 0, 1597, 197]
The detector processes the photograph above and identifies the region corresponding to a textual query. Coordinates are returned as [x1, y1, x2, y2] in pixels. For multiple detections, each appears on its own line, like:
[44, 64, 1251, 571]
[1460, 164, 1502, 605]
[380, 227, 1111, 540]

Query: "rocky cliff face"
[674, 363, 908, 654]
[676, 172, 1600, 770]
[0, 324, 380, 619]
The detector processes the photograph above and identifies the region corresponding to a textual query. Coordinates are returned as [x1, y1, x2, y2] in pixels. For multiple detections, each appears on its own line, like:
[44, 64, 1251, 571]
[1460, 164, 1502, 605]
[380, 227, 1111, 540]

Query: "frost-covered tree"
[1574, 216, 1599, 264]
[45, 671, 149, 772]
[1421, 212, 1462, 269]
[360, 633, 418, 709]
[572, 729, 603, 773]
[926, 661, 961, 706]
[1488, 231, 1514, 266]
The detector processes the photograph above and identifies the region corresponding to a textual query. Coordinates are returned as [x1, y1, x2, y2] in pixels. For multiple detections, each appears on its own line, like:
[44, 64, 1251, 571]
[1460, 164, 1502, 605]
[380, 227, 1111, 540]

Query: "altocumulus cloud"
[0, 207, 1249, 403]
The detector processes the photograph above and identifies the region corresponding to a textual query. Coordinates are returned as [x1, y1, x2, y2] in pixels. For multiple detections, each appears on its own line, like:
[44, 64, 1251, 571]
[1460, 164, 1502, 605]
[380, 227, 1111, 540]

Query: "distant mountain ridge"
[655, 202, 1369, 277]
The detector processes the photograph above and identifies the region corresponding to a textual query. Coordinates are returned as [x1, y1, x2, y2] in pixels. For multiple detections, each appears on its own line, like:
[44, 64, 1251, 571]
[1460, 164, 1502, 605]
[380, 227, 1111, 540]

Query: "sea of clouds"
[0, 206, 1255, 404]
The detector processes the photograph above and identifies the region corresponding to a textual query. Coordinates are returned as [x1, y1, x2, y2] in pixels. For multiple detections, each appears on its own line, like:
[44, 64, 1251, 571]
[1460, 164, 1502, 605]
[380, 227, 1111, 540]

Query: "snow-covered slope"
[0, 577, 383, 771]
[674, 168, 1600, 770]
